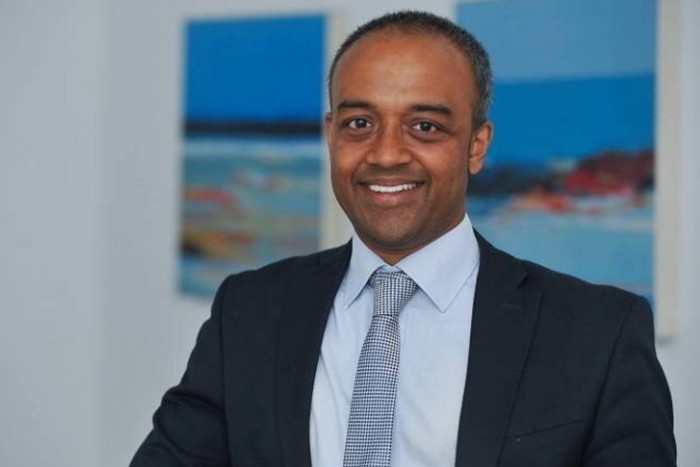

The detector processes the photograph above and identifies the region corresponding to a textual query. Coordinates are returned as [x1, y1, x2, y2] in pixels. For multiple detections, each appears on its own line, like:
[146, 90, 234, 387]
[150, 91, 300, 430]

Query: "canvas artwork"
[458, 0, 656, 303]
[179, 15, 326, 297]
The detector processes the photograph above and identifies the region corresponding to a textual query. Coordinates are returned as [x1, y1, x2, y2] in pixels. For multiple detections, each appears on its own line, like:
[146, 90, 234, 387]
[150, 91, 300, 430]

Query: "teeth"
[368, 183, 418, 193]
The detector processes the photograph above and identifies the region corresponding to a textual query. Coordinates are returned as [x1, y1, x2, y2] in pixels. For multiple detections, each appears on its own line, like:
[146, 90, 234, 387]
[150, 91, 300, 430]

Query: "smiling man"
[131, 11, 675, 467]
[326, 24, 492, 265]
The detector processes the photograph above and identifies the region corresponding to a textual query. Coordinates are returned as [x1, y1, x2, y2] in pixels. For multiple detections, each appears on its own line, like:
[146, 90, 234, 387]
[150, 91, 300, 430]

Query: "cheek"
[433, 162, 470, 202]
[329, 156, 356, 202]
[330, 144, 364, 180]
[435, 157, 468, 184]
[330, 157, 351, 183]
[329, 146, 345, 173]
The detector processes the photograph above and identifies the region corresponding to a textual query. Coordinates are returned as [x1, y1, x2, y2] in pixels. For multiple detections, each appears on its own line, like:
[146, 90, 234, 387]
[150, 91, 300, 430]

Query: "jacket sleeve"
[583, 296, 676, 466]
[130, 277, 232, 467]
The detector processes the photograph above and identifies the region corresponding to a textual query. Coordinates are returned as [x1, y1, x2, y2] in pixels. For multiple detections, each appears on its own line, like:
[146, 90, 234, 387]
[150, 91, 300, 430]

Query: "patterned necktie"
[343, 267, 418, 467]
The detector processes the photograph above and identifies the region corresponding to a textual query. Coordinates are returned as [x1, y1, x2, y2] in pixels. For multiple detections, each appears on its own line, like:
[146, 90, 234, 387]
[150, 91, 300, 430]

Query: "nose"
[366, 124, 412, 168]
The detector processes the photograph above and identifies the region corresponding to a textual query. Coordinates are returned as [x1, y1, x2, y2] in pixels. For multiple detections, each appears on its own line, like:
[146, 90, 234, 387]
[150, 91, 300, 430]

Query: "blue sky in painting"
[457, 0, 655, 163]
[185, 15, 325, 122]
[489, 75, 654, 164]
[457, 0, 655, 79]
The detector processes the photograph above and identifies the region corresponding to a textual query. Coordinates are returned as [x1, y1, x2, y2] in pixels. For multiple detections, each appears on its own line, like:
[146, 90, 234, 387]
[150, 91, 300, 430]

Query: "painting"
[458, 0, 657, 304]
[179, 14, 327, 297]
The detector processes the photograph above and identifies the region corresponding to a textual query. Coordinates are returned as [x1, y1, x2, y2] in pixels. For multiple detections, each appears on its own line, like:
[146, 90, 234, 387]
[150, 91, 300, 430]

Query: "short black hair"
[328, 10, 493, 128]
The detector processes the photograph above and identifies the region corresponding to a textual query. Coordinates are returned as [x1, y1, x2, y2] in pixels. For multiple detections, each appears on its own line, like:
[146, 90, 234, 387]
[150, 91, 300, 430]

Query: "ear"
[324, 112, 334, 145]
[468, 121, 493, 175]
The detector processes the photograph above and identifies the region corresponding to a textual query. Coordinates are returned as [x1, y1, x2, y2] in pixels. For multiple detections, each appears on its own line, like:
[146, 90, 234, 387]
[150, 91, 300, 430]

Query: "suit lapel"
[455, 233, 542, 467]
[275, 243, 351, 467]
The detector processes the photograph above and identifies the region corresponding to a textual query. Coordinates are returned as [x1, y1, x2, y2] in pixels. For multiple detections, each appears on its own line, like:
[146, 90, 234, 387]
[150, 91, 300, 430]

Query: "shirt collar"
[344, 215, 480, 312]
[343, 235, 386, 308]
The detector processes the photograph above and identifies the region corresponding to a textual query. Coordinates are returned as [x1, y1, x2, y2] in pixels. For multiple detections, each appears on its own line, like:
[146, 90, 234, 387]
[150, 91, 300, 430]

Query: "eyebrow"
[336, 100, 373, 111]
[335, 100, 453, 116]
[410, 104, 453, 116]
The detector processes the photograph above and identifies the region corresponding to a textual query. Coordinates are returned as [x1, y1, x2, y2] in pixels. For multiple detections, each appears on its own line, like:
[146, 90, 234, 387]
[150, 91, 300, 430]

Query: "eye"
[413, 121, 438, 132]
[347, 118, 372, 130]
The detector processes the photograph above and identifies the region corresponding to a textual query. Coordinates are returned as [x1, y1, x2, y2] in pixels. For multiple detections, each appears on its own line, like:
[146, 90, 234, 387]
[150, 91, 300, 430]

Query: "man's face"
[326, 30, 493, 264]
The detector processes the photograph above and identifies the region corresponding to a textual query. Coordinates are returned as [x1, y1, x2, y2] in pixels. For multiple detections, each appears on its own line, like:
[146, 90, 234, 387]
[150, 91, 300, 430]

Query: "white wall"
[0, 1, 103, 466]
[655, 0, 700, 462]
[1, 1, 698, 466]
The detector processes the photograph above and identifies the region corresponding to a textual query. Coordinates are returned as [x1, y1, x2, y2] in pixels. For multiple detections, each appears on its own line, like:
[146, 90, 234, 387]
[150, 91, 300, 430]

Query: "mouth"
[359, 180, 424, 207]
[367, 182, 420, 193]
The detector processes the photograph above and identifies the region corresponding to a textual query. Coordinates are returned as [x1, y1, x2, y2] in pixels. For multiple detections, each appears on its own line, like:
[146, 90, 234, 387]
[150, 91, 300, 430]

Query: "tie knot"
[370, 267, 418, 317]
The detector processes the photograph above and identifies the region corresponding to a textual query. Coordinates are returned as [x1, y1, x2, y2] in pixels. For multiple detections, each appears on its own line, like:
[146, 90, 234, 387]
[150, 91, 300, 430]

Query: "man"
[131, 11, 675, 467]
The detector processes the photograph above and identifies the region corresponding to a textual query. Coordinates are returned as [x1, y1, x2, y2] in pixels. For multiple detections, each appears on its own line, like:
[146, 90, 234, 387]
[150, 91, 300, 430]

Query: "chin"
[363, 228, 421, 252]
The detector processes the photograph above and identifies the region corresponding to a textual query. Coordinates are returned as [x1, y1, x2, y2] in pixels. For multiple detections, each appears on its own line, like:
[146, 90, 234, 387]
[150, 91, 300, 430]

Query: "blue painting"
[458, 0, 656, 302]
[179, 15, 326, 297]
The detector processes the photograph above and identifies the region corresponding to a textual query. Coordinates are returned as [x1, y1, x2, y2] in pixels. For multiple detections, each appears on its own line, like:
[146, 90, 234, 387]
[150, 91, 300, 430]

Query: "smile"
[367, 183, 419, 193]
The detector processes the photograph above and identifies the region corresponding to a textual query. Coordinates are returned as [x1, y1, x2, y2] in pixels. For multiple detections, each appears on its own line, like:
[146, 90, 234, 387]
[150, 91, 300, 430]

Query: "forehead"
[331, 30, 476, 107]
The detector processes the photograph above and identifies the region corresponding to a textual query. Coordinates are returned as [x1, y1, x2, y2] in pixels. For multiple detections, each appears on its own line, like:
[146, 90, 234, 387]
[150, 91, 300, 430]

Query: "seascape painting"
[458, 0, 656, 302]
[179, 15, 326, 297]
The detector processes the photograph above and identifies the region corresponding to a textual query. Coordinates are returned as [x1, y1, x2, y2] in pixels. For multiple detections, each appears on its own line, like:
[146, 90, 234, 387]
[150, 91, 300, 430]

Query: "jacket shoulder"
[522, 257, 642, 308]
[211, 243, 351, 309]
[481, 235, 650, 328]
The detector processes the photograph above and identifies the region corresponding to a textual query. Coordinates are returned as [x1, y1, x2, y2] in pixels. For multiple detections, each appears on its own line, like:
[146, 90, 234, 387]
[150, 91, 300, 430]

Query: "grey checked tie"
[343, 267, 418, 467]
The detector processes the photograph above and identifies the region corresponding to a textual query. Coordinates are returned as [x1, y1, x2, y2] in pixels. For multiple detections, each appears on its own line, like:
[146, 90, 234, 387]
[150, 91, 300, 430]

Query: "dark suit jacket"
[131, 234, 675, 466]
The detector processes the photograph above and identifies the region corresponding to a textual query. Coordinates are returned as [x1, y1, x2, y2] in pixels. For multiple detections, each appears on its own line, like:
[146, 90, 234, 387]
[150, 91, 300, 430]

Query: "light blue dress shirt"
[310, 215, 480, 467]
